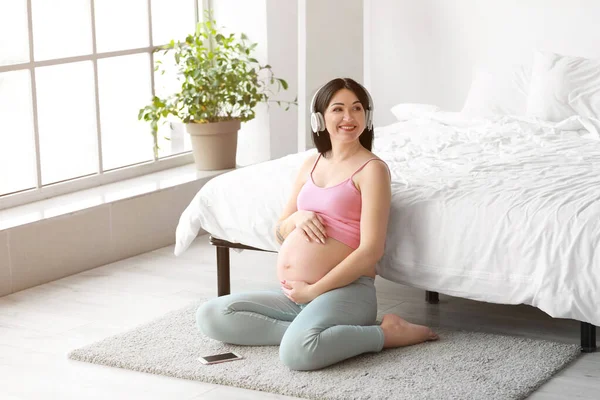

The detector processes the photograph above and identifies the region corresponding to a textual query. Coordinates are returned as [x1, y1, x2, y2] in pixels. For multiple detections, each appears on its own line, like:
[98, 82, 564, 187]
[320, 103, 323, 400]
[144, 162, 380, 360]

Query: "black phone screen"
[202, 352, 239, 362]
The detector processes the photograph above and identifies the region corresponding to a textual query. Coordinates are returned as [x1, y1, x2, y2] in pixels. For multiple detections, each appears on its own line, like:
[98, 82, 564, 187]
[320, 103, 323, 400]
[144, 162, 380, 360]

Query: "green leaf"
[137, 14, 295, 130]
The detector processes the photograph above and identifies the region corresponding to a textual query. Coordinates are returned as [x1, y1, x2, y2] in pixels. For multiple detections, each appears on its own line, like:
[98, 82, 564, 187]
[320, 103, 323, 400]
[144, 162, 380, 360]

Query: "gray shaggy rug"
[68, 300, 580, 400]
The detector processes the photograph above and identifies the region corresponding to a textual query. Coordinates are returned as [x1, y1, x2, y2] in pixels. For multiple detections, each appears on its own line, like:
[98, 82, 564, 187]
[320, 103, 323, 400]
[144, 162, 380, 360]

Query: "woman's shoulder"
[295, 152, 320, 176]
[355, 152, 390, 179]
[301, 152, 320, 169]
[357, 150, 385, 166]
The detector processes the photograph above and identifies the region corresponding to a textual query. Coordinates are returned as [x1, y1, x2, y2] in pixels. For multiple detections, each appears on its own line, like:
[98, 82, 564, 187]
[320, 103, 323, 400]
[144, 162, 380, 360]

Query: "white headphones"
[310, 81, 374, 134]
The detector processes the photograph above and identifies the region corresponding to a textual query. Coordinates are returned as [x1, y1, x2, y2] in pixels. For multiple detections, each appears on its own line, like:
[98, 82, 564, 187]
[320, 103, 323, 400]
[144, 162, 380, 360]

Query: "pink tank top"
[296, 154, 388, 249]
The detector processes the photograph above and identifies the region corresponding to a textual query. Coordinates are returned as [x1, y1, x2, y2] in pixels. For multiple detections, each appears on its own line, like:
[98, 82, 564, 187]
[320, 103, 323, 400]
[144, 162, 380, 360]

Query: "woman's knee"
[279, 328, 322, 371]
[196, 300, 227, 339]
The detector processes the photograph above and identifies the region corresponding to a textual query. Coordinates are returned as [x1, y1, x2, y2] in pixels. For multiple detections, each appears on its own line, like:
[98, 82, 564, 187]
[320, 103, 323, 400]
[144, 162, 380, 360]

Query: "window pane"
[153, 51, 181, 99]
[36, 62, 98, 185]
[0, 0, 30, 66]
[0, 71, 36, 195]
[94, 0, 149, 53]
[153, 51, 192, 158]
[157, 121, 191, 158]
[151, 0, 196, 46]
[31, 0, 92, 61]
[97, 54, 154, 170]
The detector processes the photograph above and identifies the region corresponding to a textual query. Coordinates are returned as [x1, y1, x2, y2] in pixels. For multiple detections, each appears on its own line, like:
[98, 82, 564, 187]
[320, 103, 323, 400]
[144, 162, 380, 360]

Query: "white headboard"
[365, 0, 600, 126]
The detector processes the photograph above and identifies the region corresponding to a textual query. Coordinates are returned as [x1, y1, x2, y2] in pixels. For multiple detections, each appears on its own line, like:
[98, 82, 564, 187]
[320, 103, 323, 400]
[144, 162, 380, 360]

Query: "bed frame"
[209, 235, 597, 353]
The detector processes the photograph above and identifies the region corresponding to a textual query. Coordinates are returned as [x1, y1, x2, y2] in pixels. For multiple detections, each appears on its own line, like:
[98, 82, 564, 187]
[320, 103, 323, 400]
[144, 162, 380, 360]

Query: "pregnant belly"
[276, 228, 355, 284]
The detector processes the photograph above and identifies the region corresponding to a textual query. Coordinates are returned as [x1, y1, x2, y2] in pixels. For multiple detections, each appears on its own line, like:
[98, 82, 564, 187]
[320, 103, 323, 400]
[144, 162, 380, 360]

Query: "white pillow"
[526, 50, 600, 122]
[390, 103, 440, 121]
[461, 64, 530, 117]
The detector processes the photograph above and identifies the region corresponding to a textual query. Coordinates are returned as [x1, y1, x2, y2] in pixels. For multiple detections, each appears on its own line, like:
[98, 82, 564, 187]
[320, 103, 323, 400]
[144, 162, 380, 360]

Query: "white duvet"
[175, 111, 600, 326]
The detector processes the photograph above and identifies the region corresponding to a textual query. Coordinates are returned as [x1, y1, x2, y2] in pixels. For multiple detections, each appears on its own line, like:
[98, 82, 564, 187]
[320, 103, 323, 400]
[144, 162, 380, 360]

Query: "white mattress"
[175, 111, 600, 326]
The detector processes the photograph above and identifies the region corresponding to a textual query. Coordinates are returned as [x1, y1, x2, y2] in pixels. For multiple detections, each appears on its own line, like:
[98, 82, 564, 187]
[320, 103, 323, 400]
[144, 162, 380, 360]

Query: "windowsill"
[0, 163, 231, 232]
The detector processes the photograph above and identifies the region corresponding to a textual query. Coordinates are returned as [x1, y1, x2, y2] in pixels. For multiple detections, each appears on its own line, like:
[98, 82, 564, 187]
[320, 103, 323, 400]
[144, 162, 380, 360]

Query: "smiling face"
[323, 88, 366, 142]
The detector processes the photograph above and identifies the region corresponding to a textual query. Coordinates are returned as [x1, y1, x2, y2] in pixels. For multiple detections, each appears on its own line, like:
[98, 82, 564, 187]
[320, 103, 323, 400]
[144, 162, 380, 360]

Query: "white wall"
[298, 0, 364, 151]
[213, 0, 366, 160]
[365, 0, 600, 127]
[267, 0, 298, 160]
[213, 0, 299, 164]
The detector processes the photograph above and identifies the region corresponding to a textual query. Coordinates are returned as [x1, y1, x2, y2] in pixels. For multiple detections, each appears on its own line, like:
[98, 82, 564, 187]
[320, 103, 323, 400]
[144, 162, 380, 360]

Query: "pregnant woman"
[196, 78, 438, 371]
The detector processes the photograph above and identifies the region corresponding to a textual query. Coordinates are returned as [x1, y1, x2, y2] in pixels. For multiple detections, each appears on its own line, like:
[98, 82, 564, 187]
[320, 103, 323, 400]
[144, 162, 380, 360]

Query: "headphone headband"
[309, 83, 327, 120]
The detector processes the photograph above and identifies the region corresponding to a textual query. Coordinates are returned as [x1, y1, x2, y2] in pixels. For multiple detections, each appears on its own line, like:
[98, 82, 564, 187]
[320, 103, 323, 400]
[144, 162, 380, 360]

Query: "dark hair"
[311, 78, 374, 155]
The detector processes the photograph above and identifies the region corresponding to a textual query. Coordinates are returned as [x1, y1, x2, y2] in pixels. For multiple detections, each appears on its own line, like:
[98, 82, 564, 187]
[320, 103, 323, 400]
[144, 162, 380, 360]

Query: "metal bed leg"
[209, 235, 275, 297]
[216, 246, 231, 297]
[581, 322, 597, 353]
[426, 291, 439, 304]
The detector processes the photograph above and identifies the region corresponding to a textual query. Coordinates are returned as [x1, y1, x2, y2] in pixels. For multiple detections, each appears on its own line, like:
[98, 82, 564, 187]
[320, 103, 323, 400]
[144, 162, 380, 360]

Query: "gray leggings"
[195, 276, 384, 371]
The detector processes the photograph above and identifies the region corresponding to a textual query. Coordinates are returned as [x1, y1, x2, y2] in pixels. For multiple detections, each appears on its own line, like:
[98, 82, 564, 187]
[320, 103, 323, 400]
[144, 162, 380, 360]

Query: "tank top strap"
[309, 153, 322, 177]
[350, 158, 389, 179]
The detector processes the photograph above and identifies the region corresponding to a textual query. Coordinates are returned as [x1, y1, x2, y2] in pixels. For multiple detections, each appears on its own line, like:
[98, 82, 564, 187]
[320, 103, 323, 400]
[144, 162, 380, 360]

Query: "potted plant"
[138, 15, 295, 170]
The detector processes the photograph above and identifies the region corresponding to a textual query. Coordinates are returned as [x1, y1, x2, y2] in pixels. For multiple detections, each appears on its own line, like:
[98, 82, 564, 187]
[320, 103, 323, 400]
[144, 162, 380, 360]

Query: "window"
[0, 0, 201, 209]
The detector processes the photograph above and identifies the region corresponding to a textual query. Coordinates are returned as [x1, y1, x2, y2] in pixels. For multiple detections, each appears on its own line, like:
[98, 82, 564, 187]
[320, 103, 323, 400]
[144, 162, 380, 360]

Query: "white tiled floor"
[1, 234, 598, 399]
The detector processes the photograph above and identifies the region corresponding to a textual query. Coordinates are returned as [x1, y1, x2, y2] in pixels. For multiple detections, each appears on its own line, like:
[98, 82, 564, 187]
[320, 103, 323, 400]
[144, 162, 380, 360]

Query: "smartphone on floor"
[198, 352, 243, 365]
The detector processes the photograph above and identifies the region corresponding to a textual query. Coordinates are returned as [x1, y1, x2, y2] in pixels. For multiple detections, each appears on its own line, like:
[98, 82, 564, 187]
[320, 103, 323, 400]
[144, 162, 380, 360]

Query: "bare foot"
[380, 314, 439, 349]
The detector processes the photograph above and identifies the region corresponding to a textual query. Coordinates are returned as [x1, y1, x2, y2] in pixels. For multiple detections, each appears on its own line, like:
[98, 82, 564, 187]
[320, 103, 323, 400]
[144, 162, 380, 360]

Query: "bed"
[174, 51, 600, 353]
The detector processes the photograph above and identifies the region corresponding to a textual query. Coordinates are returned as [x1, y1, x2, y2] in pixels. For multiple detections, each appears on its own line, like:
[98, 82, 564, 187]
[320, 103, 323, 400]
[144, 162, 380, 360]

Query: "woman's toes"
[381, 313, 439, 348]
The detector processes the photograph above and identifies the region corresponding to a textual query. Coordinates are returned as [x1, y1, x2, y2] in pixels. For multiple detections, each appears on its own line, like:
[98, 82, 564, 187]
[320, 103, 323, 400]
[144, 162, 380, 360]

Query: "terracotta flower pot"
[185, 119, 241, 170]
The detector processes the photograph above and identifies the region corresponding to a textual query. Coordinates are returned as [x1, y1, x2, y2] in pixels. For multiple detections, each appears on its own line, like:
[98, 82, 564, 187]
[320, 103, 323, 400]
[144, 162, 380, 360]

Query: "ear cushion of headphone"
[311, 112, 325, 133]
[310, 112, 319, 133]
[316, 112, 325, 132]
[365, 109, 373, 130]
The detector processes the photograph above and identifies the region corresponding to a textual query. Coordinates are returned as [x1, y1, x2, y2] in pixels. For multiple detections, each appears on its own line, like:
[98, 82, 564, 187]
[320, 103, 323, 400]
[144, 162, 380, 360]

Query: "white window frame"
[0, 0, 213, 210]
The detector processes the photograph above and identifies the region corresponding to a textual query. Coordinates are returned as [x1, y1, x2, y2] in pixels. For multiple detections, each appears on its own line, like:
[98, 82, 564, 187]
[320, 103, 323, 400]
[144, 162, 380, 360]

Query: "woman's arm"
[274, 217, 296, 244]
[311, 160, 391, 295]
[273, 153, 319, 244]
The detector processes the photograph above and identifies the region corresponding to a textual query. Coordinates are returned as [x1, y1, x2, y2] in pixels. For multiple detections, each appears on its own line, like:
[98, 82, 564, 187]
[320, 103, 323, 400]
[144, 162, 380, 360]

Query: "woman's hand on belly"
[292, 210, 327, 244]
[277, 228, 354, 284]
[280, 279, 318, 304]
